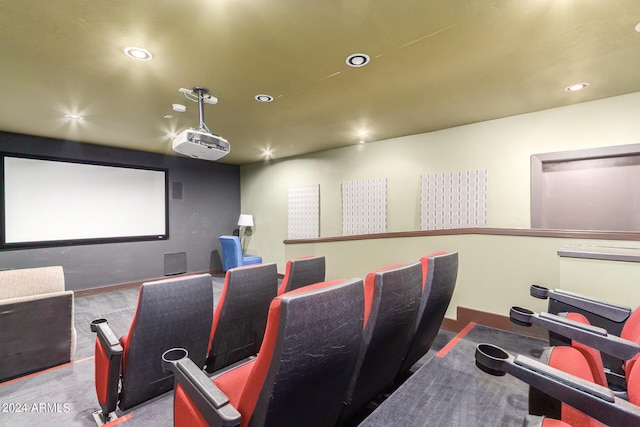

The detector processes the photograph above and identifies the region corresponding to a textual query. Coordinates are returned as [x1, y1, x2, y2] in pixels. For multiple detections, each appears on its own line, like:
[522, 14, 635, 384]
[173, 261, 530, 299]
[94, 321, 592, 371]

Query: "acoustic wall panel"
[342, 178, 387, 236]
[287, 184, 320, 239]
[421, 170, 487, 230]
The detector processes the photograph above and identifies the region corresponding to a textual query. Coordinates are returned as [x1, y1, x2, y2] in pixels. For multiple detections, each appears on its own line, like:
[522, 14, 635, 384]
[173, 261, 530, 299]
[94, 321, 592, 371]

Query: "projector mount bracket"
[178, 87, 218, 134]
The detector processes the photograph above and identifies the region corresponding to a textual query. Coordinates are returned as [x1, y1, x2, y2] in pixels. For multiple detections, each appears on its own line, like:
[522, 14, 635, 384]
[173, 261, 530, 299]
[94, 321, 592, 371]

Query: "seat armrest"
[530, 285, 631, 323]
[91, 318, 123, 357]
[475, 344, 640, 427]
[162, 348, 242, 427]
[510, 306, 640, 360]
[90, 319, 123, 418]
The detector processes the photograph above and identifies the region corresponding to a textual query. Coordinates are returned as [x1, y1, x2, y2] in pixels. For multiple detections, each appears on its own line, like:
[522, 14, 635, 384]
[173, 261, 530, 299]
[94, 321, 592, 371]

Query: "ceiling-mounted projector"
[172, 129, 229, 161]
[172, 87, 230, 161]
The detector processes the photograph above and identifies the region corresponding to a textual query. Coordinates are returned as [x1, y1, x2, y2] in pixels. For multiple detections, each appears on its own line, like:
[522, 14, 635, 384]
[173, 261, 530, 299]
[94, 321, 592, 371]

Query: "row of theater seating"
[475, 284, 640, 426]
[91, 255, 326, 423]
[91, 252, 459, 426]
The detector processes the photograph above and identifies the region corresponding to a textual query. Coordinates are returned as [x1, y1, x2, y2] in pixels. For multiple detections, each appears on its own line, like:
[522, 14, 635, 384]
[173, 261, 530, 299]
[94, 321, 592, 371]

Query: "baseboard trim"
[442, 306, 548, 340]
[74, 269, 224, 297]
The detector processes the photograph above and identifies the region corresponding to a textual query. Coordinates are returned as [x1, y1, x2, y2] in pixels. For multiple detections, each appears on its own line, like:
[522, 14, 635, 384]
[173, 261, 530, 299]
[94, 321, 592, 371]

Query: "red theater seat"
[163, 278, 365, 427]
[399, 252, 458, 375]
[475, 342, 640, 426]
[205, 263, 278, 373]
[342, 262, 423, 423]
[276, 255, 326, 295]
[91, 274, 214, 423]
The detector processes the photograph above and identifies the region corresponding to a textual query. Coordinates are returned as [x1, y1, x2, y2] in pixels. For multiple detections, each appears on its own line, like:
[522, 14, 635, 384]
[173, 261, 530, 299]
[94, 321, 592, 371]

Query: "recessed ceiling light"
[172, 104, 186, 112]
[255, 94, 274, 103]
[123, 47, 153, 61]
[636, 22, 640, 33]
[64, 114, 83, 120]
[564, 82, 590, 92]
[262, 148, 273, 158]
[163, 114, 173, 119]
[346, 53, 370, 67]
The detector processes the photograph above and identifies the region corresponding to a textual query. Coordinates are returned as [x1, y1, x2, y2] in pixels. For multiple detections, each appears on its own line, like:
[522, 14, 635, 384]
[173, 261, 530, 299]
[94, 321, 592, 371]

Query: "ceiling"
[1, 0, 639, 165]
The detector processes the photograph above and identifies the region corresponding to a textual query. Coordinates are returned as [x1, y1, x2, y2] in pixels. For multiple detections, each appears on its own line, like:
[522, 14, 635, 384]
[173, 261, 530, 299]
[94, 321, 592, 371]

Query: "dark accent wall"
[0, 131, 240, 291]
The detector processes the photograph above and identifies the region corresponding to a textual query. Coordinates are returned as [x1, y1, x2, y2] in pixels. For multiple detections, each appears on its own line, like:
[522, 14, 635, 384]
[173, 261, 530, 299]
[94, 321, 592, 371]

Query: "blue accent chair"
[219, 235, 262, 271]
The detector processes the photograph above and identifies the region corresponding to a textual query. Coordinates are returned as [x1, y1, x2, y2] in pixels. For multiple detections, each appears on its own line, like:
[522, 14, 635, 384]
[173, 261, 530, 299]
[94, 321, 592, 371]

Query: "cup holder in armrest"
[530, 284, 549, 300]
[510, 306, 534, 327]
[475, 343, 510, 377]
[90, 318, 108, 333]
[162, 348, 189, 374]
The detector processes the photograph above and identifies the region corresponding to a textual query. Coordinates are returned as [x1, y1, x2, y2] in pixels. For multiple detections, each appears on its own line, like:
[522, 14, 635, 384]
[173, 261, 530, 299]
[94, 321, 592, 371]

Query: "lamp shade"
[238, 214, 254, 227]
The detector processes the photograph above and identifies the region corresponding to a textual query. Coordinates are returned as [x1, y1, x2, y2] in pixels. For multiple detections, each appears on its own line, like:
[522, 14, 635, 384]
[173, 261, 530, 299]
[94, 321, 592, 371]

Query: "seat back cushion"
[174, 382, 210, 427]
[241, 279, 364, 427]
[207, 263, 278, 372]
[347, 263, 422, 418]
[277, 256, 326, 295]
[530, 346, 605, 427]
[0, 266, 65, 299]
[621, 307, 640, 375]
[418, 251, 447, 290]
[561, 312, 608, 387]
[219, 236, 243, 271]
[118, 274, 214, 410]
[402, 252, 458, 373]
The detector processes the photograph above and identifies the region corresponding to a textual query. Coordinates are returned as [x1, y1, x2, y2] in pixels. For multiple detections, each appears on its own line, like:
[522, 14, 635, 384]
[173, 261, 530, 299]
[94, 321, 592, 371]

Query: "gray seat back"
[278, 256, 326, 295]
[206, 263, 278, 372]
[400, 252, 459, 373]
[345, 262, 422, 421]
[119, 273, 214, 410]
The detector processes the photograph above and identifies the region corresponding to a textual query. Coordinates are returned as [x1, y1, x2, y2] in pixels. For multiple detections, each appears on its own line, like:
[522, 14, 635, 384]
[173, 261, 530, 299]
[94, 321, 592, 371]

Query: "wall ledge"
[284, 228, 640, 244]
[558, 244, 640, 263]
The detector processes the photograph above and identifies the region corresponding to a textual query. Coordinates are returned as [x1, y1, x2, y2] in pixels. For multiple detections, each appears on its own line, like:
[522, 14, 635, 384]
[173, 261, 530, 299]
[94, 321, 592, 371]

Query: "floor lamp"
[238, 214, 254, 254]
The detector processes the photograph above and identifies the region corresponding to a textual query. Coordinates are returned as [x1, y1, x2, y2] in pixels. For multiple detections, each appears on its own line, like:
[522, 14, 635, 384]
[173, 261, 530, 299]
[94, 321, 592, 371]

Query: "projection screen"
[1, 154, 169, 249]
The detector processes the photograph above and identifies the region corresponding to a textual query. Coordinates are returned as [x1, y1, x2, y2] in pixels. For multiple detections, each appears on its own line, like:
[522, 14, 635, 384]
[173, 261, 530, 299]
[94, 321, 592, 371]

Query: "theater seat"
[219, 236, 262, 272]
[205, 263, 278, 373]
[510, 304, 640, 393]
[529, 284, 634, 374]
[162, 278, 365, 427]
[91, 274, 214, 424]
[277, 255, 326, 295]
[475, 343, 640, 426]
[529, 346, 606, 427]
[399, 252, 458, 375]
[342, 262, 423, 423]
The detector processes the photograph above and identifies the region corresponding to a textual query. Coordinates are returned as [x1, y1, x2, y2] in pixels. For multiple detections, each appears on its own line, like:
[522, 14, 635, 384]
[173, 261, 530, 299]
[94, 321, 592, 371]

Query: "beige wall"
[240, 91, 640, 319]
[283, 235, 640, 319]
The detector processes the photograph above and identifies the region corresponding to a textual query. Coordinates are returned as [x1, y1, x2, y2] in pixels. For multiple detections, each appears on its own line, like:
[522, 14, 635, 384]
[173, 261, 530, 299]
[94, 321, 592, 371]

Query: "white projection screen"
[1, 154, 168, 248]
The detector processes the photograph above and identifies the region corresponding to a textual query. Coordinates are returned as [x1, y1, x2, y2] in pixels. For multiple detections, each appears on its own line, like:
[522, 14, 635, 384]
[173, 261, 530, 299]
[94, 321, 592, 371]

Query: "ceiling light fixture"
[64, 114, 83, 120]
[255, 94, 274, 103]
[564, 82, 590, 92]
[346, 53, 370, 68]
[123, 46, 153, 61]
[172, 104, 187, 112]
[636, 22, 640, 33]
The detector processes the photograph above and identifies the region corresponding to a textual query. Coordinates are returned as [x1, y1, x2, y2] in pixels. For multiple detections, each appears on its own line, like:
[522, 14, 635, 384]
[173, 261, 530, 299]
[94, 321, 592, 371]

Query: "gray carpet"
[359, 324, 547, 427]
[1, 281, 547, 427]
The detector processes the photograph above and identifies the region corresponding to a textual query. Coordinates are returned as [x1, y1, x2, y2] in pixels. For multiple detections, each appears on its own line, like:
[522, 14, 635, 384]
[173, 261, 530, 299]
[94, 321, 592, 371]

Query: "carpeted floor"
[360, 324, 547, 427]
[0, 279, 547, 427]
